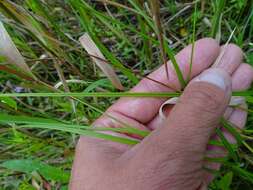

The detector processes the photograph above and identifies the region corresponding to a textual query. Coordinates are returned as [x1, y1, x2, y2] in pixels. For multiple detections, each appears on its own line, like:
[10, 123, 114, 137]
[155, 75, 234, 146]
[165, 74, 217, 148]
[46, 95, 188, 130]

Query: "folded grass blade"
[0, 21, 33, 77]
[80, 33, 124, 90]
[70, 0, 138, 84]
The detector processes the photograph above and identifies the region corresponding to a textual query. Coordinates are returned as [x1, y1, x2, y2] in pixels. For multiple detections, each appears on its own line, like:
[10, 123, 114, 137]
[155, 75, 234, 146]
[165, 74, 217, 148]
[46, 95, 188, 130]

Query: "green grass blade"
[1, 159, 70, 183]
[69, 0, 138, 84]
[221, 118, 243, 145]
[164, 40, 186, 89]
[19, 124, 139, 145]
[0, 92, 181, 98]
[211, 0, 226, 38]
[0, 113, 147, 143]
[187, 2, 197, 82]
[216, 128, 239, 162]
[226, 163, 253, 184]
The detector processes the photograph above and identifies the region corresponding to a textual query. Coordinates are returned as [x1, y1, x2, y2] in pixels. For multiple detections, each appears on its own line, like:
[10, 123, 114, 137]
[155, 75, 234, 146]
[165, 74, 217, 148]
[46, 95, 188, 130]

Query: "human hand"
[70, 38, 253, 190]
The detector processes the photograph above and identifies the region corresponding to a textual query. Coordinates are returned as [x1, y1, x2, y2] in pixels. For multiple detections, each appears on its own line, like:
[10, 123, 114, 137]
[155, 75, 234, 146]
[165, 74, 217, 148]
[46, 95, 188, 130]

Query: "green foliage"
[217, 172, 233, 190]
[0, 97, 17, 110]
[1, 159, 70, 183]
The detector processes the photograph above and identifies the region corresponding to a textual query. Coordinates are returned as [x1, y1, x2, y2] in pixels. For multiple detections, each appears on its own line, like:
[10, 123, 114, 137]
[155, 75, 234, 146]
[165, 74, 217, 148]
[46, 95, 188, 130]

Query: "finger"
[223, 63, 253, 142]
[213, 44, 243, 74]
[122, 69, 231, 190]
[204, 63, 253, 182]
[147, 43, 243, 130]
[106, 38, 220, 124]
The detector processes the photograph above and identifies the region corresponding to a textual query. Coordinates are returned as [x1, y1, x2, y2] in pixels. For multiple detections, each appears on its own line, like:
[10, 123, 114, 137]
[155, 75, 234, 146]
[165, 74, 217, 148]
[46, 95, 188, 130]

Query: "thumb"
[128, 68, 231, 164]
[163, 68, 232, 151]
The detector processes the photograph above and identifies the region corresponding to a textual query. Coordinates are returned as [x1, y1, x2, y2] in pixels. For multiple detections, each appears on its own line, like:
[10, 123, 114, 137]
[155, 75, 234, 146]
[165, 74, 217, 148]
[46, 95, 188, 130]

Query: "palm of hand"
[70, 38, 253, 190]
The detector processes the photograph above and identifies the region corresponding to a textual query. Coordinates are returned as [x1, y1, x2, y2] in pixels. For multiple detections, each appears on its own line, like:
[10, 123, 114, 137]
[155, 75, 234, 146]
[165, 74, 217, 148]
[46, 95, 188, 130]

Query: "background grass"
[0, 0, 253, 189]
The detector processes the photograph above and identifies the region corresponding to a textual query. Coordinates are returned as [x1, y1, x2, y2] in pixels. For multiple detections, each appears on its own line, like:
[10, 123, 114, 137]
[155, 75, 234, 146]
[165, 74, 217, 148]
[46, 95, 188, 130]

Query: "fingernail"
[192, 68, 231, 90]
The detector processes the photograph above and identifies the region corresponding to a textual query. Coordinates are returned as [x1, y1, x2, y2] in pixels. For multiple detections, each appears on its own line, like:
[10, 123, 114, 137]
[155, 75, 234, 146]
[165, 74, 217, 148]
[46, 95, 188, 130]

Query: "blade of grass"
[187, 2, 197, 82]
[1, 159, 70, 183]
[211, 0, 226, 38]
[164, 41, 186, 89]
[0, 0, 83, 78]
[216, 128, 239, 162]
[0, 0, 61, 56]
[69, 0, 138, 84]
[79, 1, 158, 45]
[20, 124, 140, 145]
[0, 113, 149, 137]
[221, 118, 243, 145]
[24, 0, 68, 42]
[150, 0, 169, 80]
[212, 27, 236, 67]
[81, 1, 134, 49]
[127, 0, 154, 30]
[0, 91, 252, 98]
[79, 33, 124, 90]
[136, 0, 152, 69]
[226, 163, 253, 184]
[0, 113, 142, 144]
[0, 21, 34, 77]
[0, 92, 181, 98]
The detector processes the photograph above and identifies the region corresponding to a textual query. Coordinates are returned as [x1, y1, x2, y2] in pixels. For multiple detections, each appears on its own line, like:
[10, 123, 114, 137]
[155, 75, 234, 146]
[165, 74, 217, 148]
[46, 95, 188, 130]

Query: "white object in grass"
[159, 96, 244, 120]
[0, 21, 33, 76]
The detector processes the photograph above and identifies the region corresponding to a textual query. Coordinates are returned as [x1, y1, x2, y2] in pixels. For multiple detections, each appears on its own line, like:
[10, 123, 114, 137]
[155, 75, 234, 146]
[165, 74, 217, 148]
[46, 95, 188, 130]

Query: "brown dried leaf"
[0, 21, 34, 77]
[79, 33, 124, 90]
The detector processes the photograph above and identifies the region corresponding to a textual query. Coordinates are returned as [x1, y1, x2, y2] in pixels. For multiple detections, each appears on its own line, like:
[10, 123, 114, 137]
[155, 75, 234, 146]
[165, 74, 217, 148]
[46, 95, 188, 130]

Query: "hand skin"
[70, 38, 253, 190]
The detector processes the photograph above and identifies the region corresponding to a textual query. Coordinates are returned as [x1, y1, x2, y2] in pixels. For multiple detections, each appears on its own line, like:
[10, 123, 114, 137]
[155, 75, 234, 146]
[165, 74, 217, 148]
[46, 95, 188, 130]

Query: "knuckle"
[241, 63, 253, 75]
[181, 83, 226, 114]
[227, 43, 243, 54]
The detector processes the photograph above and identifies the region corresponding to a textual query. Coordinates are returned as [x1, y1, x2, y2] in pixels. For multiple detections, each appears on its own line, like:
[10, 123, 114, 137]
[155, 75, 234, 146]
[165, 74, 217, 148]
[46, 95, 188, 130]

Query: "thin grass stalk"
[0, 92, 181, 98]
[69, 0, 138, 84]
[96, 0, 139, 15]
[0, 91, 251, 98]
[136, 0, 152, 68]
[216, 128, 239, 162]
[211, 0, 226, 38]
[54, 61, 76, 113]
[150, 0, 169, 80]
[163, 41, 186, 89]
[187, 2, 197, 82]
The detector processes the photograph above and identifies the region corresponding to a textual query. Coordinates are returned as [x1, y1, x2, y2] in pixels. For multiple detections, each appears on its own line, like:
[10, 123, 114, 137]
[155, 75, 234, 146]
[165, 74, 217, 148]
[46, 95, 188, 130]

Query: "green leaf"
[84, 79, 112, 92]
[226, 163, 253, 184]
[0, 97, 17, 110]
[0, 92, 180, 98]
[1, 159, 70, 183]
[20, 124, 140, 145]
[0, 113, 61, 125]
[69, 0, 139, 84]
[211, 0, 226, 38]
[217, 172, 233, 190]
[221, 118, 243, 145]
[216, 128, 239, 162]
[164, 40, 186, 89]
[0, 113, 141, 145]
